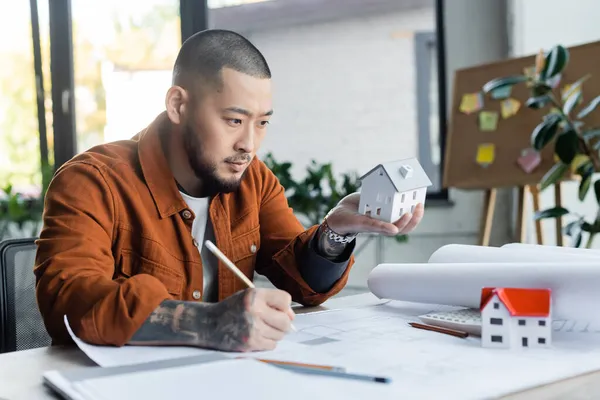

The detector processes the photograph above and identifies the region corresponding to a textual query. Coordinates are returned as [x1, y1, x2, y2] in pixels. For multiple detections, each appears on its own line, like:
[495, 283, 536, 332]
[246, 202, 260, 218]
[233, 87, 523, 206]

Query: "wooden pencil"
[409, 322, 469, 338]
[205, 240, 297, 332]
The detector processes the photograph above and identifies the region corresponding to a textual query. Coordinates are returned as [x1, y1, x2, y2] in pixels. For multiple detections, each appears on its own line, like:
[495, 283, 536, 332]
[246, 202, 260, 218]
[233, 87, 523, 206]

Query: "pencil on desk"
[246, 358, 346, 372]
[205, 240, 297, 332]
[409, 322, 469, 338]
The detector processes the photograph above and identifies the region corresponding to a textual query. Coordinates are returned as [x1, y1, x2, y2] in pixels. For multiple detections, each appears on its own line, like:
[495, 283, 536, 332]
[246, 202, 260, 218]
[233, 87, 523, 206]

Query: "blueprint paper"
[502, 242, 600, 254]
[282, 299, 600, 400]
[367, 261, 600, 324]
[50, 358, 396, 400]
[63, 315, 316, 368]
[60, 295, 600, 399]
[428, 243, 600, 264]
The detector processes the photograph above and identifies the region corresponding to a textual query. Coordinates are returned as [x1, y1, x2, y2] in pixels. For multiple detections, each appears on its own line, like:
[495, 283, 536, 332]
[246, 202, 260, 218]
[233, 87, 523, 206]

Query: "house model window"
[479, 287, 552, 350]
[356, 157, 432, 223]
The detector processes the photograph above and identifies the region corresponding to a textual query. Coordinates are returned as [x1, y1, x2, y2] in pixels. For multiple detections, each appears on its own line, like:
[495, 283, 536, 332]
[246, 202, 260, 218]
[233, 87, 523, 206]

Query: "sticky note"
[490, 85, 512, 100]
[517, 148, 541, 173]
[459, 92, 483, 114]
[479, 111, 499, 131]
[476, 143, 495, 166]
[501, 98, 521, 119]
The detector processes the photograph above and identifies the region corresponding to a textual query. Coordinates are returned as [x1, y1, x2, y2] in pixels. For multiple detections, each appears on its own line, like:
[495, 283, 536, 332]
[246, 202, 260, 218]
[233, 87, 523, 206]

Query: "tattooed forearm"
[128, 289, 256, 352]
[316, 223, 348, 260]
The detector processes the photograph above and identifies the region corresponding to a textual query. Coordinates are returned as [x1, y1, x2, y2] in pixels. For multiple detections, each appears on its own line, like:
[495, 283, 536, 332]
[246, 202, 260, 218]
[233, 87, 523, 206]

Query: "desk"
[1, 294, 600, 400]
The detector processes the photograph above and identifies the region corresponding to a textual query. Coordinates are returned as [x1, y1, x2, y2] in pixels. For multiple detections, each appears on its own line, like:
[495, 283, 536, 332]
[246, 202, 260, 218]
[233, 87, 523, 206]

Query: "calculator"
[418, 308, 482, 336]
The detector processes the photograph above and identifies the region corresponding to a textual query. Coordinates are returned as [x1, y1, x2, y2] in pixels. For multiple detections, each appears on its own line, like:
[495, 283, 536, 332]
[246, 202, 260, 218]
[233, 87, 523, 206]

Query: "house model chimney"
[399, 164, 413, 178]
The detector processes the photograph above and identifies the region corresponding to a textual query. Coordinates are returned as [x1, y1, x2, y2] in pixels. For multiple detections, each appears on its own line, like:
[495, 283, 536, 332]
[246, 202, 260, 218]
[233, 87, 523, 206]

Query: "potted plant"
[0, 164, 53, 240]
[482, 45, 600, 247]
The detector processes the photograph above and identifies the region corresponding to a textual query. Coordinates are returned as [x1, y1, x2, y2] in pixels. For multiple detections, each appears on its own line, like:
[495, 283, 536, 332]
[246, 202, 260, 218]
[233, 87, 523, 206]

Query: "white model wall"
[509, 0, 600, 248]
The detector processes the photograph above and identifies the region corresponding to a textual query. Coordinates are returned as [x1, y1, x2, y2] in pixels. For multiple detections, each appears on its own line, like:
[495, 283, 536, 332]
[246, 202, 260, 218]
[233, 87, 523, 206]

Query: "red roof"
[480, 287, 551, 317]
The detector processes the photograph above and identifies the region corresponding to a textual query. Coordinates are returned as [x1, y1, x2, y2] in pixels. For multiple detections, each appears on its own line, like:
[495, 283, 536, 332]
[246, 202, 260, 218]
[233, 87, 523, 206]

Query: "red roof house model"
[479, 287, 551, 317]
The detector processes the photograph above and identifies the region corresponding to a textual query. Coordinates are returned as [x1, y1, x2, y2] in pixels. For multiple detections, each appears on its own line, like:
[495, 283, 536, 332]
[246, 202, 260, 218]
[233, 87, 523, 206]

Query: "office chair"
[0, 238, 51, 353]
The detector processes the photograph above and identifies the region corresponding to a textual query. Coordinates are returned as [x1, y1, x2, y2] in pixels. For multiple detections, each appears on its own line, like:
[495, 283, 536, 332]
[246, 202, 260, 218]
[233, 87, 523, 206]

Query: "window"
[411, 205, 415, 213]
[376, 207, 381, 216]
[522, 337, 528, 347]
[1, 0, 52, 190]
[399, 208, 403, 216]
[414, 30, 447, 199]
[491, 335, 502, 343]
[493, 302, 499, 309]
[490, 318, 502, 325]
[413, 190, 417, 200]
[376, 193, 382, 202]
[71, 0, 181, 152]
[401, 193, 405, 203]
[539, 320, 546, 326]
[518, 320, 526, 326]
[385, 196, 391, 204]
[538, 337, 546, 344]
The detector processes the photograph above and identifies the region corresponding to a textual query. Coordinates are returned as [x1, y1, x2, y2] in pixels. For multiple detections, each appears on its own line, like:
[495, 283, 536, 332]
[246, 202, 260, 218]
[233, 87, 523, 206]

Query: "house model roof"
[479, 287, 551, 317]
[359, 157, 432, 193]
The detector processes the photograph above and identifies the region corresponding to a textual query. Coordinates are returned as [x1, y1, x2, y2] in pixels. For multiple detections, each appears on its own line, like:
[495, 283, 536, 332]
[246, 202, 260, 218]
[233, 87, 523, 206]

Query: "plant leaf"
[579, 173, 593, 201]
[531, 114, 562, 150]
[482, 75, 529, 94]
[573, 231, 583, 248]
[541, 45, 569, 80]
[594, 179, 600, 205]
[577, 95, 600, 119]
[564, 219, 582, 236]
[532, 82, 553, 97]
[540, 162, 569, 191]
[563, 90, 583, 115]
[583, 128, 600, 141]
[555, 129, 580, 164]
[525, 95, 551, 109]
[534, 206, 570, 220]
[561, 74, 591, 102]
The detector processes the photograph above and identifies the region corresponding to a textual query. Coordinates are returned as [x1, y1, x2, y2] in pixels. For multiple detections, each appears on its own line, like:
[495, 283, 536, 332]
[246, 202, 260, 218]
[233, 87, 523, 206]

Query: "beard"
[182, 122, 250, 196]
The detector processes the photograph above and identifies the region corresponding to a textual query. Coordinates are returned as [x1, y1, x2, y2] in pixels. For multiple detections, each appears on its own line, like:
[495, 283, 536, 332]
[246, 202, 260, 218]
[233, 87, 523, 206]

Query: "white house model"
[357, 158, 432, 223]
[480, 287, 552, 349]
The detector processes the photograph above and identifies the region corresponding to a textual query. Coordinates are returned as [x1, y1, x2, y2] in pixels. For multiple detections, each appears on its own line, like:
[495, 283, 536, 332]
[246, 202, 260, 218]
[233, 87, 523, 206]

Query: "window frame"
[414, 25, 448, 201]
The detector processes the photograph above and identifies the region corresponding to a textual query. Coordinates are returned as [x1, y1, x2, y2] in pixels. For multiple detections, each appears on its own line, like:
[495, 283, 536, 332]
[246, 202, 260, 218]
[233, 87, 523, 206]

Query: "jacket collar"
[138, 112, 189, 219]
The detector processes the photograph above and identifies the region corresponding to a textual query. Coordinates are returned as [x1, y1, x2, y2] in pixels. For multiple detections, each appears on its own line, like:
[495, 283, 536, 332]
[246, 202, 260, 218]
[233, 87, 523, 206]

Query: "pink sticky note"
[517, 148, 541, 173]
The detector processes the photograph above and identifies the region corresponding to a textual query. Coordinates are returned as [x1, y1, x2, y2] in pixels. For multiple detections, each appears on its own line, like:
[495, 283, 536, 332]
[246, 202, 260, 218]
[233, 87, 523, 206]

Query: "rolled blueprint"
[428, 244, 600, 264]
[367, 261, 600, 323]
[502, 242, 600, 254]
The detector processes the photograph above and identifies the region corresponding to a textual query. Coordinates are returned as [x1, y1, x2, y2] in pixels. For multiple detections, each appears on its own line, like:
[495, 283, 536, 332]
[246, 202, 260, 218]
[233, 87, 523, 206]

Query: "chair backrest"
[0, 238, 52, 353]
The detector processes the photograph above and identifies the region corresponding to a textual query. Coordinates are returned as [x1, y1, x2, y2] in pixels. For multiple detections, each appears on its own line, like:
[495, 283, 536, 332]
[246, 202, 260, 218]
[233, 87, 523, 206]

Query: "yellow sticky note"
[501, 98, 521, 119]
[479, 111, 499, 131]
[476, 143, 495, 166]
[460, 92, 483, 114]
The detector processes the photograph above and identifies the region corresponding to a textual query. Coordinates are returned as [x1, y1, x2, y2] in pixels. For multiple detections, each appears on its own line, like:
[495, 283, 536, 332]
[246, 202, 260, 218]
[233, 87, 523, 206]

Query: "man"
[34, 29, 424, 353]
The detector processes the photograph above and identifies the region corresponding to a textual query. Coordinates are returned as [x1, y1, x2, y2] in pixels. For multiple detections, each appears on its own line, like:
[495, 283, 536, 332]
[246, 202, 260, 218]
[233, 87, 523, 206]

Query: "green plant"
[482, 45, 600, 248]
[0, 163, 53, 240]
[262, 153, 408, 243]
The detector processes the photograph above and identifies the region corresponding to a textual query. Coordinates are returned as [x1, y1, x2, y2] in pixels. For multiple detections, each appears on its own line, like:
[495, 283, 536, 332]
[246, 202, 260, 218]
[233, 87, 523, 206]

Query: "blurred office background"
[2, 0, 600, 294]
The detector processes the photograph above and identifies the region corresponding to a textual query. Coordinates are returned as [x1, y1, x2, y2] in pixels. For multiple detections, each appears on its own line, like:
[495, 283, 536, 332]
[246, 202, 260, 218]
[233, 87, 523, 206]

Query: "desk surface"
[1, 294, 600, 400]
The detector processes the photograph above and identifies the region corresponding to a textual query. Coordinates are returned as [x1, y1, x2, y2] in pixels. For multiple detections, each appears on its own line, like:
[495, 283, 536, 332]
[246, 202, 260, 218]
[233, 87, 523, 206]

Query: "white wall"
[509, 0, 600, 248]
[248, 1, 515, 290]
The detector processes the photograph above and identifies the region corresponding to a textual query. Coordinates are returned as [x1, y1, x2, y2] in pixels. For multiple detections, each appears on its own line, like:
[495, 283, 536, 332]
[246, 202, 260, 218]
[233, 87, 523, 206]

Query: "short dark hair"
[172, 29, 271, 93]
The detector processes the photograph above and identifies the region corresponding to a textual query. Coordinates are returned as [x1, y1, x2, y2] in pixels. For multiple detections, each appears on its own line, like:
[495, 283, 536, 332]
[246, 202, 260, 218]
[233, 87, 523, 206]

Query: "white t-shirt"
[179, 191, 219, 302]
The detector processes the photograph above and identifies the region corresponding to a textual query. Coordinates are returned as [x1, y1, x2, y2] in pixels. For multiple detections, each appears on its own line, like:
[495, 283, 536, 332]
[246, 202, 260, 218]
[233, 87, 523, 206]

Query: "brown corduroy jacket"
[34, 113, 354, 347]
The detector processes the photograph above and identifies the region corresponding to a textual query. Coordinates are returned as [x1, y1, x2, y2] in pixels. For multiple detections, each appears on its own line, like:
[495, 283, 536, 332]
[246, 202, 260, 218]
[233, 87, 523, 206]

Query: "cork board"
[443, 40, 600, 190]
